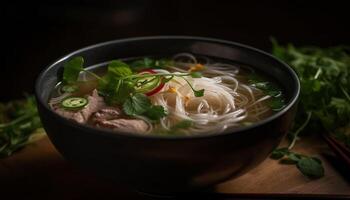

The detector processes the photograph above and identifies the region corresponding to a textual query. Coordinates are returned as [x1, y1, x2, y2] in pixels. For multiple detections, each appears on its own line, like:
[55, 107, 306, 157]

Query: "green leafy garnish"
[107, 60, 133, 77]
[123, 93, 151, 116]
[63, 56, 84, 84]
[271, 38, 350, 133]
[248, 73, 285, 110]
[144, 105, 168, 121]
[297, 157, 325, 179]
[271, 147, 324, 179]
[0, 96, 45, 158]
[269, 97, 285, 111]
[270, 38, 350, 179]
[123, 93, 167, 121]
[98, 61, 135, 104]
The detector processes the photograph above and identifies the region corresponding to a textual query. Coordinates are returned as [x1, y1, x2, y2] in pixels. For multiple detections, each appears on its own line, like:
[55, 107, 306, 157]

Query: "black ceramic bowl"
[35, 36, 299, 194]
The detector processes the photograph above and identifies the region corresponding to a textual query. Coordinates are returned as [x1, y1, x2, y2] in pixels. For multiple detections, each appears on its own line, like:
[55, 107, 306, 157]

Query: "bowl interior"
[36, 36, 299, 138]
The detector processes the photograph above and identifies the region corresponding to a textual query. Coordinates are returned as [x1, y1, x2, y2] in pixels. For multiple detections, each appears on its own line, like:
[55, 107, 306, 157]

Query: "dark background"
[2, 0, 349, 101]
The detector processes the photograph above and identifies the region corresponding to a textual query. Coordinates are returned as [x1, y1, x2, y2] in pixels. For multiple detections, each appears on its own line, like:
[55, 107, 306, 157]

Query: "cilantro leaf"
[145, 105, 168, 121]
[63, 56, 84, 84]
[107, 60, 132, 77]
[194, 89, 205, 97]
[297, 157, 324, 179]
[269, 97, 285, 111]
[123, 93, 167, 120]
[123, 93, 151, 116]
[98, 60, 135, 105]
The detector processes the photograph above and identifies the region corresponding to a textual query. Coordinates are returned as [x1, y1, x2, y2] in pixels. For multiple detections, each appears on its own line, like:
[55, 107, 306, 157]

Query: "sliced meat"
[95, 118, 149, 134]
[90, 107, 149, 134]
[51, 89, 106, 123]
[90, 107, 121, 124]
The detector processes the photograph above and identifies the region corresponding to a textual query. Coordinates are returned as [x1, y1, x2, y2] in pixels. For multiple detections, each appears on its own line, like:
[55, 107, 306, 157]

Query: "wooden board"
[0, 135, 349, 199]
[216, 135, 350, 195]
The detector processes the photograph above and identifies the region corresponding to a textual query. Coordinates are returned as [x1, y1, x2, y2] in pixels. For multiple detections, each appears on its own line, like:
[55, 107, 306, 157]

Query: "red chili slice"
[138, 69, 165, 96]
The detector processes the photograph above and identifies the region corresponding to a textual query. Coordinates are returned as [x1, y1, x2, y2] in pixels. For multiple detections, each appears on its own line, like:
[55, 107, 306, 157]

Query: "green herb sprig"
[0, 96, 45, 158]
[270, 38, 350, 179]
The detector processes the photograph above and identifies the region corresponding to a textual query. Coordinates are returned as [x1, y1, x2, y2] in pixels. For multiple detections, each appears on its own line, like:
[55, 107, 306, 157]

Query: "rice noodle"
[149, 54, 275, 135]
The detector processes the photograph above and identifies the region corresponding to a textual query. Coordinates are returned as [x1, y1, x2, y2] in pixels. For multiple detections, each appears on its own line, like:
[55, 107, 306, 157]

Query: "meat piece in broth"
[95, 119, 149, 134]
[91, 108, 149, 134]
[90, 107, 121, 123]
[51, 89, 105, 123]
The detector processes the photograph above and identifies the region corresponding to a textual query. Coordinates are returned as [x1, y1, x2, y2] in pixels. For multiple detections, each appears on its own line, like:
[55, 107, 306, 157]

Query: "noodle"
[149, 53, 277, 135]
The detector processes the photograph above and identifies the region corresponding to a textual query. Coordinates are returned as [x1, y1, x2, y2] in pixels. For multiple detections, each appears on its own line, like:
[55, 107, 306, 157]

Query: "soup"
[49, 53, 285, 135]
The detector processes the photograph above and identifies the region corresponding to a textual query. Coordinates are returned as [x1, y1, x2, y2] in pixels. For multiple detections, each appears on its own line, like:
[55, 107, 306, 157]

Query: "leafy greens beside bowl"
[270, 38, 350, 179]
[0, 96, 45, 158]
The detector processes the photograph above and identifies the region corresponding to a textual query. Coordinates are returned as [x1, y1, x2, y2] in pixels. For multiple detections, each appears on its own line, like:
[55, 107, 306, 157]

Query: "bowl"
[35, 36, 300, 194]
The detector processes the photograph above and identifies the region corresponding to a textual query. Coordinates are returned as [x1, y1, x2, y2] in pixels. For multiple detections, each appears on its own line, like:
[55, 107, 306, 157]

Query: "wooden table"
[0, 135, 349, 199]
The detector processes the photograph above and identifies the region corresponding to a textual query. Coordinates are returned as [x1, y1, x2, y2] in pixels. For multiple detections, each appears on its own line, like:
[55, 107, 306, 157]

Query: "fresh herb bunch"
[0, 96, 45, 158]
[62, 57, 205, 122]
[270, 38, 350, 179]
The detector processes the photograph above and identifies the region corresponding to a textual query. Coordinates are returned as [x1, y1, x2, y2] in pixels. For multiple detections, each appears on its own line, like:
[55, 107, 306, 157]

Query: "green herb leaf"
[194, 89, 205, 97]
[123, 93, 167, 121]
[297, 157, 324, 179]
[144, 105, 168, 121]
[123, 93, 151, 116]
[249, 74, 284, 111]
[107, 60, 132, 77]
[269, 97, 285, 111]
[98, 60, 135, 105]
[99, 77, 135, 105]
[63, 57, 84, 84]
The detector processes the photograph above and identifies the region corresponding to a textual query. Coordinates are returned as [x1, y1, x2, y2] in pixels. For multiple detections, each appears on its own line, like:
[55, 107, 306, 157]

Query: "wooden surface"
[0, 135, 349, 199]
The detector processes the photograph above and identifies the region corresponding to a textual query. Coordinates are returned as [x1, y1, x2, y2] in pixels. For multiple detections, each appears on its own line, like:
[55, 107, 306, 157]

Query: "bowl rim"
[35, 35, 300, 140]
